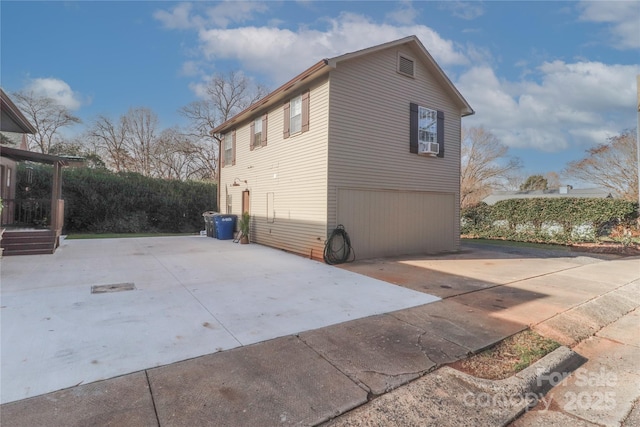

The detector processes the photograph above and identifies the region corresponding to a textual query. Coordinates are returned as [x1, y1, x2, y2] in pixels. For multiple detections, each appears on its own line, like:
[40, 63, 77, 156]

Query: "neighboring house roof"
[0, 145, 69, 166]
[211, 35, 474, 135]
[1, 88, 37, 134]
[482, 187, 613, 205]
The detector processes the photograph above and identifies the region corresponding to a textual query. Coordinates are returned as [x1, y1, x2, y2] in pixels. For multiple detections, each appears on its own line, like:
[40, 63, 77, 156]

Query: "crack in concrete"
[295, 335, 372, 395]
[144, 370, 161, 427]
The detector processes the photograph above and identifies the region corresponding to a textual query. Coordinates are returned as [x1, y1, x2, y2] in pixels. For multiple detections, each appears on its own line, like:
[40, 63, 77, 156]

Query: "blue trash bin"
[214, 214, 237, 240]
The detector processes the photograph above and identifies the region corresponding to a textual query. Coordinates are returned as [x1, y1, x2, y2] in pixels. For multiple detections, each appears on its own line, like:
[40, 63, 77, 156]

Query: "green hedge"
[461, 198, 638, 244]
[16, 165, 217, 233]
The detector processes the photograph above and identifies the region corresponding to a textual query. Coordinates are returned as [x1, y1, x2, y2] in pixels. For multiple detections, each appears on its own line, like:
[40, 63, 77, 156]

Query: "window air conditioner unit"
[418, 141, 439, 156]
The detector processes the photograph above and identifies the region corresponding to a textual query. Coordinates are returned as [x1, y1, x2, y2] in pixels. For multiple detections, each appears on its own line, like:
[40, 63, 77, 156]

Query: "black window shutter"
[262, 113, 268, 146]
[301, 90, 310, 133]
[409, 103, 418, 154]
[220, 135, 225, 168]
[436, 110, 444, 158]
[283, 102, 290, 139]
[232, 130, 236, 165]
[250, 121, 255, 151]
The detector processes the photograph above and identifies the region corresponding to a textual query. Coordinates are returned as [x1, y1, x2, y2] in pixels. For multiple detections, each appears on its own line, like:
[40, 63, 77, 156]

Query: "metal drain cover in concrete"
[91, 283, 136, 294]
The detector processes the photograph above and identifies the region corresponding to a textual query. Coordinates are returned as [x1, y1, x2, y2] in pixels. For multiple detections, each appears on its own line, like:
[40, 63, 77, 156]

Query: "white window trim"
[224, 133, 233, 165]
[290, 95, 302, 135]
[253, 117, 262, 147]
[418, 106, 437, 145]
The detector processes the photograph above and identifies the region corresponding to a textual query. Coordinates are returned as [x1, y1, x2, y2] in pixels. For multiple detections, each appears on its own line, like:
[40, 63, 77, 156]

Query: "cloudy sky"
[2, 1, 638, 177]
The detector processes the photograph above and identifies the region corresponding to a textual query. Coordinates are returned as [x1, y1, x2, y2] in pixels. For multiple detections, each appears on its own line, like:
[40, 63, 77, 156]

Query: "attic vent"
[398, 54, 415, 77]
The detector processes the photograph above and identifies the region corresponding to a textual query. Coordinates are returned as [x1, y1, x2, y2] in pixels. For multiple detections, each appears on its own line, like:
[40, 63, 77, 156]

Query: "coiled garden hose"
[323, 224, 356, 265]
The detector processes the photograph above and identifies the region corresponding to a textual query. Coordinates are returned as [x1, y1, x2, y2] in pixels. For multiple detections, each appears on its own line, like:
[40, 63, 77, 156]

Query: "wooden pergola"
[0, 145, 68, 240]
[1, 88, 71, 250]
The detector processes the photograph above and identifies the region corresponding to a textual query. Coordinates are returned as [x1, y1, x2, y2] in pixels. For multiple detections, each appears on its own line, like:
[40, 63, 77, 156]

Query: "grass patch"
[450, 330, 561, 380]
[65, 232, 197, 240]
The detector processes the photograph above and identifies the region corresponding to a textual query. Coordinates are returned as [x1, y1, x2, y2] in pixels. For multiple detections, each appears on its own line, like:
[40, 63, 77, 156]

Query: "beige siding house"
[213, 36, 473, 260]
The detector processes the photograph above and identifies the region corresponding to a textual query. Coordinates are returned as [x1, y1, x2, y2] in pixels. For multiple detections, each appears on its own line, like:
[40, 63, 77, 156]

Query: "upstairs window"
[409, 103, 444, 157]
[418, 106, 437, 145]
[253, 117, 262, 148]
[223, 131, 235, 166]
[290, 95, 302, 134]
[250, 114, 267, 150]
[283, 91, 309, 138]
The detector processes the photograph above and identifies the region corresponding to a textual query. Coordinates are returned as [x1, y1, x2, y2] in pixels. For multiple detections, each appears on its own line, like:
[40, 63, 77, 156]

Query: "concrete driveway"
[0, 236, 438, 404]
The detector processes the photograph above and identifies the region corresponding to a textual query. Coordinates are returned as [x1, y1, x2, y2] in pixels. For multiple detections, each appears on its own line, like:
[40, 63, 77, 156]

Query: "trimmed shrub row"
[16, 165, 217, 233]
[462, 198, 638, 244]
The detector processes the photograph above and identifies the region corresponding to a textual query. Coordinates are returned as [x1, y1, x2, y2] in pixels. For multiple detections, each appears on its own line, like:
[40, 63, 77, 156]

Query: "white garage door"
[337, 188, 456, 259]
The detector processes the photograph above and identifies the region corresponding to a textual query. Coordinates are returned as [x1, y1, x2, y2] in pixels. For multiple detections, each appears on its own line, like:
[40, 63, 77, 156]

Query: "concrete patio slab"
[2, 241, 637, 427]
[617, 280, 640, 305]
[392, 300, 526, 352]
[393, 255, 583, 286]
[338, 244, 612, 300]
[553, 257, 640, 287]
[450, 285, 573, 328]
[339, 257, 497, 298]
[0, 372, 157, 427]
[1, 236, 438, 404]
[325, 366, 526, 427]
[596, 308, 640, 346]
[299, 314, 437, 395]
[532, 286, 639, 346]
[147, 336, 368, 427]
[503, 273, 617, 300]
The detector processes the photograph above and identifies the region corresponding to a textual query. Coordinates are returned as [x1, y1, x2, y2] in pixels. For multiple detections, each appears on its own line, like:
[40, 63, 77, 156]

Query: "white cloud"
[153, 2, 202, 30]
[25, 78, 83, 110]
[385, 1, 420, 25]
[153, 1, 268, 30]
[578, 1, 640, 49]
[204, 1, 269, 28]
[457, 61, 640, 152]
[529, 60, 636, 111]
[196, 12, 469, 85]
[180, 60, 202, 77]
[441, 1, 485, 21]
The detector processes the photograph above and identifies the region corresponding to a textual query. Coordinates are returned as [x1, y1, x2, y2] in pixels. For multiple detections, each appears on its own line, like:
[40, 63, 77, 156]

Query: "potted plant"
[238, 211, 250, 244]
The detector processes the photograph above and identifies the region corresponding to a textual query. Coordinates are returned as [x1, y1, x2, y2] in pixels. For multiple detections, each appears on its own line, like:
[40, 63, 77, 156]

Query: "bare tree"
[13, 91, 81, 154]
[180, 70, 269, 180]
[152, 127, 204, 180]
[124, 107, 158, 177]
[461, 127, 522, 208]
[545, 171, 561, 190]
[87, 115, 131, 172]
[565, 129, 638, 200]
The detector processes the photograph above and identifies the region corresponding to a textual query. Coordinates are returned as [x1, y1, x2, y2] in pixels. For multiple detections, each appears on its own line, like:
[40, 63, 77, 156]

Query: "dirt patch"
[448, 330, 560, 380]
[570, 242, 640, 256]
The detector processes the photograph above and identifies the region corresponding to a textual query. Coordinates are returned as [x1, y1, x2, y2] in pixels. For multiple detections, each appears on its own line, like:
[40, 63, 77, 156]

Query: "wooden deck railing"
[1, 198, 51, 228]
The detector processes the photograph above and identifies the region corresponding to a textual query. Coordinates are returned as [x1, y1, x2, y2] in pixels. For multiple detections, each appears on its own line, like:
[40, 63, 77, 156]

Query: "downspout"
[217, 134, 222, 213]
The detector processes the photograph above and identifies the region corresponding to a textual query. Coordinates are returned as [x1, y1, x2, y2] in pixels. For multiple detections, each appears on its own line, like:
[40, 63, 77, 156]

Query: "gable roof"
[211, 35, 473, 135]
[1, 88, 37, 134]
[326, 36, 474, 117]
